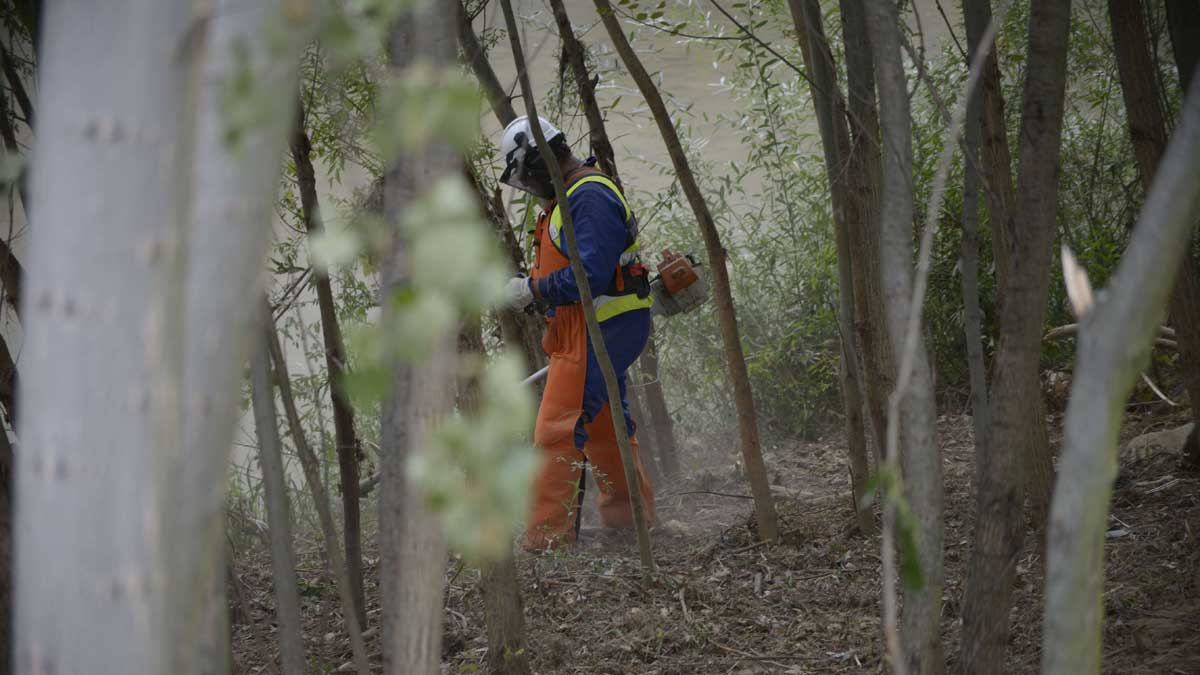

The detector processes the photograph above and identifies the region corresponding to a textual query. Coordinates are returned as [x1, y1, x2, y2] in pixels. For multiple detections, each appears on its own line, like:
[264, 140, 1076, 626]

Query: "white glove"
[505, 276, 534, 310]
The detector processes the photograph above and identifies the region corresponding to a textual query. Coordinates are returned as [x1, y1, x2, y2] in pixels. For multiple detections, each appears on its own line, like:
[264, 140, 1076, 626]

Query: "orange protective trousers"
[522, 303, 657, 550]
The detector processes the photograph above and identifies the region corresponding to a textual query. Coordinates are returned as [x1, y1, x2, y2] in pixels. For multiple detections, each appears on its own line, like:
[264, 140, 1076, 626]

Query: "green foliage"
[409, 354, 539, 561]
[861, 466, 924, 591]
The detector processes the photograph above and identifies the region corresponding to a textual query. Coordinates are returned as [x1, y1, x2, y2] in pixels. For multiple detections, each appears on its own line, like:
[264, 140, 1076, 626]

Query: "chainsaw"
[648, 249, 709, 318]
[522, 249, 709, 385]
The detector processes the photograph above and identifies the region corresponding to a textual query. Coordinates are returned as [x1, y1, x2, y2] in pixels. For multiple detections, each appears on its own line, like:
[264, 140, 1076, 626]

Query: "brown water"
[476, 0, 956, 208]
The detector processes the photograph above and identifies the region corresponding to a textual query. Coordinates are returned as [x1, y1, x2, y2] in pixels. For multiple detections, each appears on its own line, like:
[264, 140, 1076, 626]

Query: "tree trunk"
[787, 0, 874, 535]
[175, 3, 307, 671]
[455, 0, 518, 126]
[250, 329, 306, 675]
[481, 555, 531, 675]
[504, 0, 656, 570]
[456, 319, 533, 675]
[639, 323, 680, 478]
[267, 314, 370, 675]
[292, 100, 367, 629]
[466, 167, 546, 373]
[837, 0, 893, 461]
[626, 375, 663, 485]
[960, 1, 1073, 673]
[1042, 73, 1200, 675]
[16, 2, 303, 672]
[380, 8, 455, 672]
[593, 0, 778, 541]
[1166, 0, 1200, 93]
[962, 0, 1056, 526]
[0, 423, 10, 675]
[865, 1, 944, 672]
[960, 5, 991, 481]
[547, 0, 679, 479]
[1110, 0, 1200, 471]
[15, 3, 192, 673]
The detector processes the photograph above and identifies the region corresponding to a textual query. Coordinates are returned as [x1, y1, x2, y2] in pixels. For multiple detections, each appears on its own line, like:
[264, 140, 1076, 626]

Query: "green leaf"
[895, 501, 925, 591]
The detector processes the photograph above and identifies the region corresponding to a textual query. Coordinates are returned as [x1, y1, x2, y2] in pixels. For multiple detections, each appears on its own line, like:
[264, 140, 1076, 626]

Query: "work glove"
[505, 275, 534, 310]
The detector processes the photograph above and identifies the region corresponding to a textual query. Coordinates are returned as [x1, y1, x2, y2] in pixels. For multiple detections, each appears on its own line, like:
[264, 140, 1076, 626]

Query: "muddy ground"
[231, 409, 1200, 674]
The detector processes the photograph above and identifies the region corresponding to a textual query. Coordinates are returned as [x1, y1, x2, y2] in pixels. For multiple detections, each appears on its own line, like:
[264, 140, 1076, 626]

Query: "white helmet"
[499, 115, 566, 198]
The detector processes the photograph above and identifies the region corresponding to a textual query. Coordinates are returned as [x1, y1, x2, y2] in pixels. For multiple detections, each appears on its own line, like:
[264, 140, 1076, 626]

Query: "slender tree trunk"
[865, 1, 944, 672]
[593, 0, 778, 541]
[267, 315, 370, 675]
[176, 4, 307, 672]
[960, 5, 991, 476]
[1042, 73, 1200, 675]
[504, 0, 656, 570]
[292, 100, 367, 628]
[380, 8, 455, 672]
[788, 0, 874, 534]
[250, 330, 306, 675]
[962, 0, 1056, 526]
[456, 320, 533, 675]
[960, 1, 1073, 673]
[547, 0, 679, 479]
[0, 424, 10, 675]
[548, 0, 619, 182]
[1111, 0, 1200, 471]
[1166, 0, 1200, 93]
[480, 556, 530, 675]
[455, 0, 517, 126]
[838, 0, 893, 460]
[626, 377, 663, 485]
[466, 167, 546, 373]
[639, 324, 680, 478]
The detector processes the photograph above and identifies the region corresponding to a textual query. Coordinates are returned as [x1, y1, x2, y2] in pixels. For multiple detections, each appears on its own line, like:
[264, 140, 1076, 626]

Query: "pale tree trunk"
[379, 7, 455, 672]
[175, 3, 306, 672]
[787, 0, 873, 534]
[960, 1, 1073, 672]
[865, 1, 944, 672]
[13, 1, 299, 672]
[292, 100, 367, 628]
[962, 0, 1056, 526]
[267, 316, 370, 675]
[503, 0, 656, 570]
[456, 320, 532, 675]
[1110, 0, 1200, 471]
[250, 330, 306, 675]
[593, 0, 779, 541]
[1042, 72, 1200, 675]
[546, 0, 679, 479]
[838, 0, 894, 460]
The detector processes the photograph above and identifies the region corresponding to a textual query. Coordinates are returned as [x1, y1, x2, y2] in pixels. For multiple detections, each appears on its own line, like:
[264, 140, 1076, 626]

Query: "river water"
[476, 0, 955, 209]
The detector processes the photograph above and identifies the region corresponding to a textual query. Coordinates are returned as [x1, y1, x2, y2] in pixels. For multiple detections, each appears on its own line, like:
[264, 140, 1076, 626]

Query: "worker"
[500, 115, 657, 550]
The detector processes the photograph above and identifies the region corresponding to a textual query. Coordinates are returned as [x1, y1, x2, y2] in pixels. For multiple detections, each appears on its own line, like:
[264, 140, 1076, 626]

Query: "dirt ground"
[231, 409, 1200, 674]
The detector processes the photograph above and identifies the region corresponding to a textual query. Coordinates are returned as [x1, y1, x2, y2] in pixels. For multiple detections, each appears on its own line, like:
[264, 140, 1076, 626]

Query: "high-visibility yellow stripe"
[548, 173, 650, 322]
[595, 293, 654, 322]
[549, 175, 633, 251]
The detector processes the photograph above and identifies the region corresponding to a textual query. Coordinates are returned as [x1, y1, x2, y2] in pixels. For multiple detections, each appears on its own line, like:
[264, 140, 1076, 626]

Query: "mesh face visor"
[500, 131, 565, 199]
